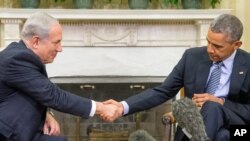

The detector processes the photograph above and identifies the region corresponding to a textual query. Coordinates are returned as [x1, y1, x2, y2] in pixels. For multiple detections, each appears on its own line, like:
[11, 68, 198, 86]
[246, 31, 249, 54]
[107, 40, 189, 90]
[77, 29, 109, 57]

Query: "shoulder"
[235, 49, 250, 63]
[0, 41, 42, 68]
[234, 49, 250, 68]
[184, 46, 207, 54]
[236, 49, 250, 57]
[1, 41, 30, 58]
[182, 46, 208, 59]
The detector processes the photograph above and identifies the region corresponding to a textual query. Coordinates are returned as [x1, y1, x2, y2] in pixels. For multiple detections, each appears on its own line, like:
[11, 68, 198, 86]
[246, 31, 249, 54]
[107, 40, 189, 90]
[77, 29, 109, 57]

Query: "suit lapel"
[229, 51, 247, 95]
[195, 57, 212, 93]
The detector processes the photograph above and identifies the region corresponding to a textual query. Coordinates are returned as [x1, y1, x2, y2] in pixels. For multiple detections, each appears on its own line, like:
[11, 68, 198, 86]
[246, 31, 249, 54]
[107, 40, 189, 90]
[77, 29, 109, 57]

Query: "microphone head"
[172, 97, 210, 141]
[128, 129, 156, 141]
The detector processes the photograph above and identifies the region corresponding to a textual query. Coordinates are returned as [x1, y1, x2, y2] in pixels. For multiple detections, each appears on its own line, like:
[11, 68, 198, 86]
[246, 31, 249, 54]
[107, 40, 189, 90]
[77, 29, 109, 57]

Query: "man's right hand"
[95, 99, 124, 122]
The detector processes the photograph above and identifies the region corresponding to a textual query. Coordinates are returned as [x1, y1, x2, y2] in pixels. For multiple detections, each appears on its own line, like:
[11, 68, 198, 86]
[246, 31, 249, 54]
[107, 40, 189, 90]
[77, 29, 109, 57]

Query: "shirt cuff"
[89, 100, 96, 117]
[121, 101, 129, 115]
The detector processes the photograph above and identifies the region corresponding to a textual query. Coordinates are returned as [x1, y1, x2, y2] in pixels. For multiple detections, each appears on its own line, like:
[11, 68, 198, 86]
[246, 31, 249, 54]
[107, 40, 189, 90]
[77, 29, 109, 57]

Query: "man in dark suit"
[0, 12, 120, 141]
[103, 14, 250, 141]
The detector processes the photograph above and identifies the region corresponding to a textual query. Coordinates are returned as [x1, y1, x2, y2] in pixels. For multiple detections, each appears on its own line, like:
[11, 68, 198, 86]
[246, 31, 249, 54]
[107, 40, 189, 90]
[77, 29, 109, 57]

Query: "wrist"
[118, 102, 124, 116]
[47, 111, 55, 117]
[95, 102, 103, 115]
[219, 98, 225, 105]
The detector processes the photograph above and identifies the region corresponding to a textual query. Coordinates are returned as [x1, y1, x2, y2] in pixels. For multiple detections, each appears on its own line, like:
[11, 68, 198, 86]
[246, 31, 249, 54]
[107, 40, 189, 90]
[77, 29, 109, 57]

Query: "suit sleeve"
[3, 52, 92, 118]
[125, 50, 187, 115]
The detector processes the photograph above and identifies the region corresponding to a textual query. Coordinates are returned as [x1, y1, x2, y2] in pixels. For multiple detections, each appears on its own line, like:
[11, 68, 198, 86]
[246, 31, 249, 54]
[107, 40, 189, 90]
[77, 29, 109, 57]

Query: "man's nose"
[56, 44, 62, 52]
[207, 44, 214, 53]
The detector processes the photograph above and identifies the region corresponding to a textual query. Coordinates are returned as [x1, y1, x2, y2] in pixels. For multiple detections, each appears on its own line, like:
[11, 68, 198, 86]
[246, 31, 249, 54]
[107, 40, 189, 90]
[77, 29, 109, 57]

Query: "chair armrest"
[162, 112, 176, 125]
[162, 112, 176, 141]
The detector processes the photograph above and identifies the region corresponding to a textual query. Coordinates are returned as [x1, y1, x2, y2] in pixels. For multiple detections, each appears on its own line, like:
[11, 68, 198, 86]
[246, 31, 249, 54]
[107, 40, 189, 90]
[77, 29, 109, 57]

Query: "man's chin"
[43, 59, 54, 64]
[209, 56, 219, 62]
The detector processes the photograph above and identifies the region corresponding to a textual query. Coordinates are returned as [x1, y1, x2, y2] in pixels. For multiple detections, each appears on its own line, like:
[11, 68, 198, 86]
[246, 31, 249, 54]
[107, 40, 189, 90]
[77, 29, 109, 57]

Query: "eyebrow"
[206, 37, 223, 47]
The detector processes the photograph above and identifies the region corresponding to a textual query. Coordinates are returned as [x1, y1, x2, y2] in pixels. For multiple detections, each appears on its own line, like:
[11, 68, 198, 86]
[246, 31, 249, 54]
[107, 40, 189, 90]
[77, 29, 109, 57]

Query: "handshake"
[95, 99, 124, 122]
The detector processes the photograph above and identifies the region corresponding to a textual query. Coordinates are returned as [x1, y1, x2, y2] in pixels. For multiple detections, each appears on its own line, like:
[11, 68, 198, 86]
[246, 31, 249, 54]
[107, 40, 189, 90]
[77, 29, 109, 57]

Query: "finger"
[48, 126, 54, 135]
[195, 103, 200, 107]
[194, 94, 206, 98]
[193, 94, 198, 98]
[43, 126, 49, 135]
[100, 114, 108, 119]
[193, 94, 203, 98]
[103, 112, 117, 122]
[197, 101, 204, 107]
[56, 128, 60, 135]
[102, 116, 113, 122]
[103, 99, 117, 105]
[195, 98, 203, 103]
[52, 126, 60, 136]
[192, 97, 196, 102]
[192, 98, 199, 104]
[100, 113, 113, 121]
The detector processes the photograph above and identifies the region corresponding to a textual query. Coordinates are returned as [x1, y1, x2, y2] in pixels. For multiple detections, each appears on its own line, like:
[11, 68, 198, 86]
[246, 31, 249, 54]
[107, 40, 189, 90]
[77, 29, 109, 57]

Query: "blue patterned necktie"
[205, 61, 223, 94]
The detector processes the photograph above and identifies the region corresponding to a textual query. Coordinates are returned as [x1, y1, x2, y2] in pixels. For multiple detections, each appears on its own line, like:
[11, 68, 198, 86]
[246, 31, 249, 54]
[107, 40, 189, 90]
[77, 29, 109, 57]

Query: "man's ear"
[234, 40, 242, 50]
[31, 36, 39, 49]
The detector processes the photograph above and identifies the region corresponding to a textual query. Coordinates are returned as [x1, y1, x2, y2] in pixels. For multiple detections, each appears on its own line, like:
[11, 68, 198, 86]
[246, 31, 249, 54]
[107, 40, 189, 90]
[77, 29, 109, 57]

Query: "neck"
[22, 39, 33, 50]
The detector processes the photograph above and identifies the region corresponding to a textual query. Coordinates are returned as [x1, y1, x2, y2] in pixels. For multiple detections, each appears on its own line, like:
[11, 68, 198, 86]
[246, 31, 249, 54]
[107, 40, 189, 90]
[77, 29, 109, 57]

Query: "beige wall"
[220, 0, 250, 51]
[242, 0, 250, 52]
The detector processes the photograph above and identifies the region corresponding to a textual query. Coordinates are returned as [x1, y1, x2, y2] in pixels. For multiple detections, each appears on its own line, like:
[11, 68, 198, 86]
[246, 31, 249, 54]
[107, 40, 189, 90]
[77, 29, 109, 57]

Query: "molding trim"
[0, 9, 232, 21]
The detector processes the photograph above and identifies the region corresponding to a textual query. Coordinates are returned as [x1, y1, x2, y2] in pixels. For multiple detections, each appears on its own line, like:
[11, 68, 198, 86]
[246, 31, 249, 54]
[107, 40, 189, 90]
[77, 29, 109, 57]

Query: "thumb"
[103, 99, 117, 105]
[43, 124, 49, 135]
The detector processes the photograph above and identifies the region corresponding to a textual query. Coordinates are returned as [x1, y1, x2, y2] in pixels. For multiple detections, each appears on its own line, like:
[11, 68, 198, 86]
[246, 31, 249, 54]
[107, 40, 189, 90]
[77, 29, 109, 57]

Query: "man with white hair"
[0, 12, 120, 141]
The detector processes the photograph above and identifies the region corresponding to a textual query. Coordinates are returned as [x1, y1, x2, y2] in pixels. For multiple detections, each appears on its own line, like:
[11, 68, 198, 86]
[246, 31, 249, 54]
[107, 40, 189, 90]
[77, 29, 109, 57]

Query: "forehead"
[49, 23, 62, 33]
[48, 23, 62, 39]
[207, 29, 228, 44]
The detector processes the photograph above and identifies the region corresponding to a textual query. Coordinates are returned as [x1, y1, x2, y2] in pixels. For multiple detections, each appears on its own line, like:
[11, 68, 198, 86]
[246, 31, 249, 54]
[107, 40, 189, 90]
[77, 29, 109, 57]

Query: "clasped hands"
[95, 99, 124, 122]
[192, 93, 225, 107]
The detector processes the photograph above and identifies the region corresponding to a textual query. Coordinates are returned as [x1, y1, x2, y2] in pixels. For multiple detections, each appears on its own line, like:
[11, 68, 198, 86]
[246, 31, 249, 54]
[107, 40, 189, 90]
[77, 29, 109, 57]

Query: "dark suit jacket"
[125, 47, 250, 123]
[0, 41, 92, 141]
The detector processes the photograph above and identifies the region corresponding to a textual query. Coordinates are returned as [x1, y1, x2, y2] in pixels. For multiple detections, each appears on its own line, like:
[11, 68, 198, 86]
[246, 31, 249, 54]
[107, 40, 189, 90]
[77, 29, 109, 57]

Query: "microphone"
[172, 97, 210, 141]
[128, 129, 156, 141]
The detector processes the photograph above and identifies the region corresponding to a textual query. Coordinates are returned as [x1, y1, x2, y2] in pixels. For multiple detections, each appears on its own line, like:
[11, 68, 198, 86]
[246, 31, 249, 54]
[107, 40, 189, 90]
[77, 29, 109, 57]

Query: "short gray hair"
[210, 14, 243, 43]
[21, 12, 59, 40]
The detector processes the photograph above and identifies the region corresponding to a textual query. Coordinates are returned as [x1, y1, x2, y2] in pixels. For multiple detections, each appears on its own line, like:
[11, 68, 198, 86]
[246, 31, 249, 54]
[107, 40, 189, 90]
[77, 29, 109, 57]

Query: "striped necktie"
[205, 61, 223, 94]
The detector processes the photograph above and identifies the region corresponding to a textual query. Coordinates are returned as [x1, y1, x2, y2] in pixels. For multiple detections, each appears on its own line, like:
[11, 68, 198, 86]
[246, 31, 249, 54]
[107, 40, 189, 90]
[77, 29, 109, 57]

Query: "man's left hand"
[43, 112, 60, 136]
[192, 93, 224, 107]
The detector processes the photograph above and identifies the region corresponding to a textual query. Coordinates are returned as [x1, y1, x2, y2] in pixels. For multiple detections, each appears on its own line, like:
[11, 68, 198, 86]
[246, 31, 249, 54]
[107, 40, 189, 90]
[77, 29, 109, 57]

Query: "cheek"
[46, 44, 54, 53]
[216, 50, 224, 56]
[49, 48, 58, 58]
[42, 47, 53, 59]
[216, 50, 230, 60]
[48, 49, 55, 57]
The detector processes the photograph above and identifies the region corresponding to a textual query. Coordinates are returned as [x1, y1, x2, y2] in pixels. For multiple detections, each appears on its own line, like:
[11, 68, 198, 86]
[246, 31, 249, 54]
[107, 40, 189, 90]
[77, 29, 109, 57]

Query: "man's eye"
[214, 45, 219, 48]
[52, 42, 59, 45]
[212, 44, 222, 49]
